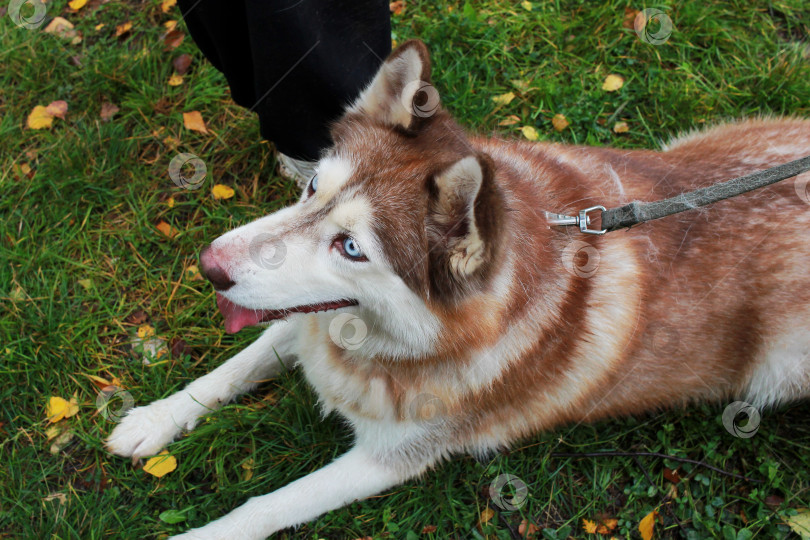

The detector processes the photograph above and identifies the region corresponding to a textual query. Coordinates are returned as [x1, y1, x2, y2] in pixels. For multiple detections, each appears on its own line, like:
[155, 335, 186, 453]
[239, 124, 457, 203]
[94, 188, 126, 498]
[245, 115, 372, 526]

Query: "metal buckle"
[544, 205, 606, 235]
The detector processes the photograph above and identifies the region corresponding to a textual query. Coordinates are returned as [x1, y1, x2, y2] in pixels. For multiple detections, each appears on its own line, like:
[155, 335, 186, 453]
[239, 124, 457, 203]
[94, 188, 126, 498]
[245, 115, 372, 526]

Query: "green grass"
[1, 0, 809, 538]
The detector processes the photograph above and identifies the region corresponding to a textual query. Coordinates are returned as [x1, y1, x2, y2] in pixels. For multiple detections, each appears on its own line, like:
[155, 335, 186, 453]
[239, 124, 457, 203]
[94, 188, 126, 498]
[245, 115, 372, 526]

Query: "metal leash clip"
[544, 205, 607, 235]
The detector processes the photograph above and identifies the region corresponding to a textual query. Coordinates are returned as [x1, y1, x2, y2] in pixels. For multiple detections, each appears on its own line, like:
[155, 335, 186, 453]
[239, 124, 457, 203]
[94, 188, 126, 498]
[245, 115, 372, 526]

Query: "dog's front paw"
[106, 399, 192, 459]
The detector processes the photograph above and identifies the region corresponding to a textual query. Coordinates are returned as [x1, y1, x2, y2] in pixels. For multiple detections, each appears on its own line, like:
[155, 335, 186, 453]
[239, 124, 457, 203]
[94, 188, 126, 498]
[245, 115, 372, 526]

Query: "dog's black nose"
[199, 245, 235, 292]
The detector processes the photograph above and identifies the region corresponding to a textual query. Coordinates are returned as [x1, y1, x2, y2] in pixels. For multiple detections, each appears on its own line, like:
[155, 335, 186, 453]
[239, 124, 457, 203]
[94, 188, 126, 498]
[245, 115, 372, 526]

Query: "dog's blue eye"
[343, 237, 363, 258]
[307, 174, 318, 197]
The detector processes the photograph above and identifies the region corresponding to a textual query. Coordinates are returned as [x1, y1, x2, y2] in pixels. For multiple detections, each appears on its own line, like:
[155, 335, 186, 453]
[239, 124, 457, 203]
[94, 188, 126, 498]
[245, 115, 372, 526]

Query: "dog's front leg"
[107, 320, 299, 460]
[171, 444, 432, 540]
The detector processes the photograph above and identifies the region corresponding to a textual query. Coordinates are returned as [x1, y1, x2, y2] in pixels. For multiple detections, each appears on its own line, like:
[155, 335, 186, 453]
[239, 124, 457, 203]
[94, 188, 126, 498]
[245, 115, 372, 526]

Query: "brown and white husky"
[107, 40, 810, 539]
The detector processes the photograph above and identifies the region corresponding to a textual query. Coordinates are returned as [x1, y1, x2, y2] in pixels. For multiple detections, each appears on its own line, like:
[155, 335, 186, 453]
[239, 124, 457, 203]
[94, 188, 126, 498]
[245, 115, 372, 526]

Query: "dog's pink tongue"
[216, 293, 263, 334]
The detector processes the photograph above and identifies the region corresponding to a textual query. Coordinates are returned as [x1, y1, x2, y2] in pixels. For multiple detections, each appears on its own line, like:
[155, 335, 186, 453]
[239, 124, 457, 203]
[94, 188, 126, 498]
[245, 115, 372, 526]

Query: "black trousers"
[177, 0, 391, 161]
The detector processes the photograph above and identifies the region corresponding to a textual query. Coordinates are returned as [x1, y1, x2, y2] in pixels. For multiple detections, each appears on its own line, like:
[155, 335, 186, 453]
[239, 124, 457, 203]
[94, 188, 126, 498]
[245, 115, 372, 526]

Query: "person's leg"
[177, 0, 391, 175]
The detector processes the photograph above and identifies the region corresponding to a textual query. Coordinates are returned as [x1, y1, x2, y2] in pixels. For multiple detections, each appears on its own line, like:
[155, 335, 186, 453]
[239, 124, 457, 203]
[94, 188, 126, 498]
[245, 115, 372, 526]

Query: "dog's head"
[200, 40, 506, 355]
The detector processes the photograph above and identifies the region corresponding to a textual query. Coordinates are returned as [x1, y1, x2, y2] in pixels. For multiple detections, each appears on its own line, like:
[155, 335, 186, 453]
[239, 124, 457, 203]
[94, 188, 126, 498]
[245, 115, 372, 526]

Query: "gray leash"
[545, 154, 810, 235]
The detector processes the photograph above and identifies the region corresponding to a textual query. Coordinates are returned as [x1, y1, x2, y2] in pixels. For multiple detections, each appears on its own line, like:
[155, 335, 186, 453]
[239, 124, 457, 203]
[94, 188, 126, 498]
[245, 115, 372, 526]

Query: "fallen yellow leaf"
[137, 324, 155, 338]
[521, 1, 532, 11]
[164, 20, 178, 31]
[167, 196, 176, 208]
[521, 125, 539, 141]
[114, 21, 132, 37]
[68, 0, 88, 10]
[185, 265, 202, 280]
[613, 121, 629, 133]
[94, 23, 105, 31]
[144, 450, 177, 478]
[156, 221, 179, 238]
[47, 396, 79, 423]
[583, 519, 598, 534]
[492, 92, 515, 106]
[27, 106, 54, 129]
[479, 507, 495, 524]
[638, 510, 658, 540]
[161, 0, 177, 13]
[786, 508, 810, 538]
[211, 184, 235, 200]
[602, 74, 625, 92]
[183, 111, 208, 134]
[552, 113, 569, 132]
[167, 73, 184, 86]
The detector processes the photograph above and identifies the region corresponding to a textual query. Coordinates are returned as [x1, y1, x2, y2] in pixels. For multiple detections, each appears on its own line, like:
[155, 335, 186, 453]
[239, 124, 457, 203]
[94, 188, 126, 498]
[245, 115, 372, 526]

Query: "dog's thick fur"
[107, 40, 810, 539]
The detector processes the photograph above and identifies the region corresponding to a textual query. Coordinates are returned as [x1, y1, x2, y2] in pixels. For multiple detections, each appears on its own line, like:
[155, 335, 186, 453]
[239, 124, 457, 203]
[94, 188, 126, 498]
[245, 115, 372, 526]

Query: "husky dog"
[107, 40, 810, 539]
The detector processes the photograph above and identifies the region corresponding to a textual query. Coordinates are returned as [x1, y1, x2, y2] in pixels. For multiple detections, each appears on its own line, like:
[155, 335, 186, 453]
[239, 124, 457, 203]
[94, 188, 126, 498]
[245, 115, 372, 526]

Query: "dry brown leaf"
[161, 0, 176, 13]
[518, 519, 540, 537]
[183, 111, 208, 133]
[498, 114, 521, 126]
[44, 17, 74, 38]
[46, 100, 68, 119]
[583, 519, 598, 534]
[552, 113, 569, 131]
[602, 74, 625, 92]
[173, 53, 192, 74]
[623, 7, 640, 29]
[613, 121, 629, 133]
[114, 21, 132, 37]
[100, 101, 119, 122]
[163, 29, 184, 50]
[389, 0, 404, 15]
[421, 525, 437, 534]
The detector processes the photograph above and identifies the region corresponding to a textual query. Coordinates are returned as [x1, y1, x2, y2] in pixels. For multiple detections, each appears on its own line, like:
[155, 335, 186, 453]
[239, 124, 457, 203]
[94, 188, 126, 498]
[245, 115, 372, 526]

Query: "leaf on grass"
[168, 73, 183, 86]
[521, 125, 539, 141]
[518, 519, 539, 537]
[602, 74, 625, 92]
[241, 458, 254, 481]
[184, 265, 202, 280]
[786, 508, 810, 539]
[159, 509, 187, 524]
[94, 23, 105, 31]
[44, 17, 75, 39]
[623, 8, 640, 29]
[163, 29, 184, 50]
[613, 121, 629, 133]
[521, 1, 532, 11]
[27, 106, 54, 129]
[498, 114, 520, 126]
[114, 21, 132, 37]
[583, 519, 598, 534]
[183, 111, 208, 133]
[212, 184, 235, 200]
[389, 0, 404, 15]
[68, 0, 88, 10]
[552, 113, 569, 132]
[100, 101, 119, 121]
[421, 525, 437, 534]
[137, 324, 155, 338]
[173, 53, 192, 74]
[45, 425, 62, 440]
[47, 395, 79, 423]
[479, 507, 495, 524]
[167, 196, 176, 208]
[77, 278, 93, 290]
[492, 92, 515, 106]
[157, 220, 179, 238]
[50, 429, 74, 454]
[144, 450, 177, 478]
[46, 100, 68, 119]
[164, 19, 178, 31]
[639, 510, 659, 540]
[597, 518, 618, 534]
[161, 0, 176, 13]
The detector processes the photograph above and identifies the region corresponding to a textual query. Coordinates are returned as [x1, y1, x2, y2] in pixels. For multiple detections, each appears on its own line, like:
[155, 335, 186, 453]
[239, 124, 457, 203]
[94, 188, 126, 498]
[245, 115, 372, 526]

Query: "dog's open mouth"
[216, 293, 359, 334]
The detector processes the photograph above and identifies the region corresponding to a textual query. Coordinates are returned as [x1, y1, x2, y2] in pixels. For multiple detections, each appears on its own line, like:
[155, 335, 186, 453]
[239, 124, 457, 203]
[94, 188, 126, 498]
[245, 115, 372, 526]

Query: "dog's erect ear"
[427, 154, 504, 283]
[350, 39, 438, 130]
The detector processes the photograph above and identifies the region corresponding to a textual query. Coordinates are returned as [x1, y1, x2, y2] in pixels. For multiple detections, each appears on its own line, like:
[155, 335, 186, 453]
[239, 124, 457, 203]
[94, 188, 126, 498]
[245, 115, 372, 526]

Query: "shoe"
[277, 152, 317, 190]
